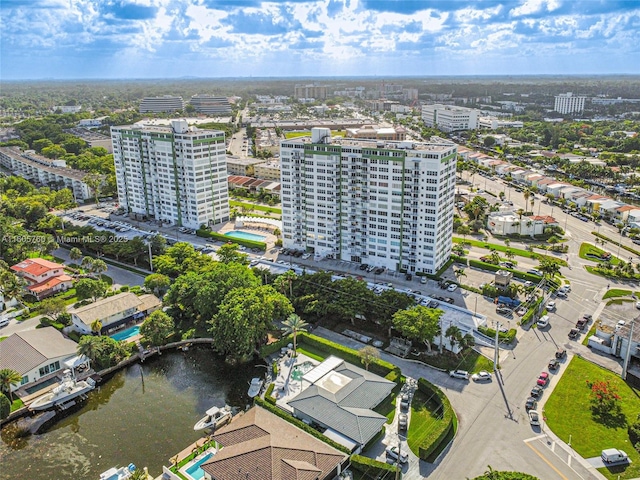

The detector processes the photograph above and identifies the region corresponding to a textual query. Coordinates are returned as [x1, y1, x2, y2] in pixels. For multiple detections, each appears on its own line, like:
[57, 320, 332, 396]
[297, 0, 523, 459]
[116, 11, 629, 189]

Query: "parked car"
[546, 301, 556, 311]
[443, 297, 455, 305]
[527, 269, 542, 276]
[537, 315, 550, 328]
[576, 318, 588, 330]
[569, 328, 580, 339]
[374, 267, 385, 275]
[530, 385, 544, 398]
[537, 372, 550, 386]
[446, 284, 458, 292]
[400, 394, 410, 411]
[548, 358, 560, 370]
[558, 285, 571, 293]
[524, 281, 534, 288]
[420, 276, 427, 284]
[398, 413, 408, 431]
[385, 445, 409, 464]
[359, 264, 368, 271]
[555, 348, 567, 359]
[529, 410, 541, 427]
[601, 448, 629, 464]
[525, 397, 538, 411]
[556, 290, 567, 298]
[428, 300, 440, 308]
[471, 371, 492, 382]
[449, 370, 469, 380]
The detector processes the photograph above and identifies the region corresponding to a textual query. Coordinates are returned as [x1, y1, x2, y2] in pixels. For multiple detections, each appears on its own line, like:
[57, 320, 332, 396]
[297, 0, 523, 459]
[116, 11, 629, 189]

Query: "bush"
[0, 394, 10, 420]
[264, 383, 276, 405]
[521, 297, 543, 325]
[196, 229, 266, 251]
[468, 259, 542, 282]
[628, 421, 640, 446]
[478, 326, 517, 343]
[415, 378, 456, 460]
[350, 454, 398, 477]
[254, 398, 350, 453]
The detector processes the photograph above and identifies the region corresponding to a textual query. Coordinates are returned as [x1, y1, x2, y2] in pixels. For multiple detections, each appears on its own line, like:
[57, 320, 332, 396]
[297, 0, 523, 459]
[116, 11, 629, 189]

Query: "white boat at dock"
[29, 370, 96, 411]
[193, 405, 232, 431]
[99, 463, 136, 480]
[247, 377, 264, 398]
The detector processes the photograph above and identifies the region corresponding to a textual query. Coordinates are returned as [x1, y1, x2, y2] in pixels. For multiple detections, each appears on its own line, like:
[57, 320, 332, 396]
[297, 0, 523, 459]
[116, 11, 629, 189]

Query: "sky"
[1, 0, 639, 80]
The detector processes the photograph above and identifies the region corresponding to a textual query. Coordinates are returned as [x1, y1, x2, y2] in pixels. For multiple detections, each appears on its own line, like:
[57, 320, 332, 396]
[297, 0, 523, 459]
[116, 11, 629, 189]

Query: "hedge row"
[593, 231, 640, 257]
[416, 378, 456, 461]
[196, 229, 267, 250]
[297, 333, 398, 378]
[264, 383, 276, 405]
[521, 297, 543, 325]
[259, 334, 293, 357]
[350, 454, 399, 478]
[254, 398, 351, 454]
[468, 259, 542, 282]
[477, 326, 517, 343]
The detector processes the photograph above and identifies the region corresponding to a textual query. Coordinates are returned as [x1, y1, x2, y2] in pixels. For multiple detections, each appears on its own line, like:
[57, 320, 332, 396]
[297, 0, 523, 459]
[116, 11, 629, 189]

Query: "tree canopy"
[392, 306, 443, 352]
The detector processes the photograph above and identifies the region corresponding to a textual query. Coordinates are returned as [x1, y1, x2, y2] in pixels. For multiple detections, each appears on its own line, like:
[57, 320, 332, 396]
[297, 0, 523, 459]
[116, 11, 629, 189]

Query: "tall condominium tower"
[554, 92, 586, 115]
[280, 128, 457, 274]
[111, 120, 229, 229]
[421, 104, 479, 132]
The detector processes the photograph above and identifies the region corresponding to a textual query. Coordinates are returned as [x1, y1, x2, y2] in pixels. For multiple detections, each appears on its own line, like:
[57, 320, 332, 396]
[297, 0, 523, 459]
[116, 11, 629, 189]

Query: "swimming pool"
[224, 230, 266, 242]
[110, 325, 140, 342]
[291, 361, 316, 381]
[184, 451, 214, 480]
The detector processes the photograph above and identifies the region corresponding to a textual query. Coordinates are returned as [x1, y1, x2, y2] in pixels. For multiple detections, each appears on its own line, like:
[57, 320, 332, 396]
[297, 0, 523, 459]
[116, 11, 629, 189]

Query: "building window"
[21, 375, 29, 385]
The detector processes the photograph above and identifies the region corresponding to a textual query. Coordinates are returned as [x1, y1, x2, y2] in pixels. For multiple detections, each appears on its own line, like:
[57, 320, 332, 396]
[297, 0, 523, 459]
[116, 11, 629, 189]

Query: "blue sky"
[1, 0, 639, 79]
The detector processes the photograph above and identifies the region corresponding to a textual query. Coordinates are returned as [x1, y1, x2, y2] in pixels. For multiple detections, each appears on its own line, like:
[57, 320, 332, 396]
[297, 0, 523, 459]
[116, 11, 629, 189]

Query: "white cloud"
[510, 0, 561, 18]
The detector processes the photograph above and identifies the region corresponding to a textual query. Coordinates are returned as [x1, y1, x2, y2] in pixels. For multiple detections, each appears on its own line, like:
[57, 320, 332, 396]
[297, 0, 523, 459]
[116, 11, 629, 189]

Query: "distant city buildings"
[0, 146, 96, 201]
[111, 119, 230, 229]
[345, 124, 407, 141]
[189, 95, 231, 115]
[139, 95, 185, 114]
[422, 104, 479, 132]
[477, 116, 524, 130]
[53, 105, 82, 113]
[554, 92, 586, 115]
[280, 128, 457, 274]
[294, 84, 328, 100]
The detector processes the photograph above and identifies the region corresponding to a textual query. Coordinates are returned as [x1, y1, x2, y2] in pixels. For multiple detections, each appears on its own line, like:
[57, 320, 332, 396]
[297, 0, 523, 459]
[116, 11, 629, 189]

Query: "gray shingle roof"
[0, 327, 78, 375]
[69, 292, 144, 326]
[287, 356, 394, 446]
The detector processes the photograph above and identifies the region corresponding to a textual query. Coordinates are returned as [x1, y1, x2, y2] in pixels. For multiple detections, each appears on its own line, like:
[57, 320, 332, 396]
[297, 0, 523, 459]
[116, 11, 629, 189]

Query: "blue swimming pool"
[224, 230, 266, 242]
[110, 325, 140, 342]
[184, 452, 214, 480]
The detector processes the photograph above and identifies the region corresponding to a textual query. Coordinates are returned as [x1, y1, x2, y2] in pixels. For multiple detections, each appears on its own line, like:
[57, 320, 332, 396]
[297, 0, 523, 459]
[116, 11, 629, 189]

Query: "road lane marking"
[525, 440, 570, 480]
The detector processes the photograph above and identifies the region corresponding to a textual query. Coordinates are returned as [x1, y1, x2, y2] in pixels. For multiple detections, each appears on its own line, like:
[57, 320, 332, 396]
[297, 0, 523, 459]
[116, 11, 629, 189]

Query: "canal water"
[0, 347, 263, 480]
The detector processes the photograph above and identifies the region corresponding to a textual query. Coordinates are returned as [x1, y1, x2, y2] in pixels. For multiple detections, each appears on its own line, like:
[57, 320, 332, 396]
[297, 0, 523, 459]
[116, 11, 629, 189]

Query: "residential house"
[0, 327, 78, 393]
[534, 178, 557, 193]
[69, 292, 161, 335]
[486, 211, 558, 237]
[585, 195, 610, 213]
[615, 205, 636, 222]
[598, 200, 626, 219]
[11, 258, 73, 300]
[627, 209, 640, 225]
[286, 356, 395, 452]
[201, 406, 348, 480]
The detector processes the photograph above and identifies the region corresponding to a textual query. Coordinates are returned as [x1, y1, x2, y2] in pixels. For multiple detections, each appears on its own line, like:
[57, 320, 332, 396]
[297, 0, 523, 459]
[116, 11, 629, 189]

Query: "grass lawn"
[0, 336, 6, 342]
[606, 299, 634, 306]
[229, 200, 282, 215]
[452, 237, 568, 266]
[296, 345, 326, 362]
[579, 243, 620, 265]
[419, 349, 494, 373]
[582, 321, 599, 346]
[373, 393, 397, 423]
[407, 389, 448, 455]
[545, 356, 640, 479]
[284, 131, 310, 139]
[603, 289, 633, 299]
[10, 398, 24, 412]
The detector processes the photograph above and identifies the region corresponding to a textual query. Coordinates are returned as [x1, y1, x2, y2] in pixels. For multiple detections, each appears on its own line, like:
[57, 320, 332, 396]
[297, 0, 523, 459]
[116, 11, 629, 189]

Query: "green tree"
[77, 335, 128, 370]
[216, 243, 249, 265]
[280, 313, 308, 357]
[76, 278, 108, 302]
[483, 136, 496, 147]
[140, 310, 175, 346]
[0, 394, 10, 420]
[41, 144, 67, 159]
[89, 258, 108, 277]
[69, 247, 83, 262]
[457, 225, 471, 239]
[358, 345, 380, 371]
[40, 297, 67, 321]
[84, 173, 103, 205]
[91, 319, 103, 336]
[392, 306, 443, 352]
[445, 325, 463, 354]
[0, 368, 22, 402]
[274, 270, 297, 298]
[144, 273, 171, 297]
[210, 285, 293, 362]
[538, 259, 561, 279]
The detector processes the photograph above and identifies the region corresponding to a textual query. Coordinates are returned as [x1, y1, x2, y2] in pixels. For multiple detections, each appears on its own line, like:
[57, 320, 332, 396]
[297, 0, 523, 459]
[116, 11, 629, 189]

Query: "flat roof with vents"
[302, 356, 344, 384]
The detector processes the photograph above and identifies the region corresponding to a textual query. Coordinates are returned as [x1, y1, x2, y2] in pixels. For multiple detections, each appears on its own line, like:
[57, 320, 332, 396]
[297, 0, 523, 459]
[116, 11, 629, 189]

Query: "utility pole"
[148, 241, 153, 272]
[623, 320, 634, 380]
[395, 438, 403, 480]
[494, 321, 500, 370]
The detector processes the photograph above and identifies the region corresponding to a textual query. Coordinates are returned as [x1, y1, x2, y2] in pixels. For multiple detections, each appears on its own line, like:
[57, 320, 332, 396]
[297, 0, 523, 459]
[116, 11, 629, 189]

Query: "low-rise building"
[226, 157, 265, 176]
[486, 211, 558, 237]
[69, 292, 161, 335]
[139, 95, 185, 113]
[254, 160, 281, 181]
[65, 127, 113, 153]
[11, 258, 73, 300]
[201, 406, 348, 480]
[345, 124, 407, 141]
[0, 327, 79, 393]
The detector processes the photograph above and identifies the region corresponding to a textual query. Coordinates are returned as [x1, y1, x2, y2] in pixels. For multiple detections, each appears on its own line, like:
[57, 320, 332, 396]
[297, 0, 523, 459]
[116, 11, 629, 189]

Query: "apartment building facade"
[139, 95, 185, 113]
[111, 120, 230, 230]
[0, 147, 94, 201]
[554, 92, 586, 115]
[280, 128, 457, 274]
[422, 104, 479, 132]
[189, 95, 232, 115]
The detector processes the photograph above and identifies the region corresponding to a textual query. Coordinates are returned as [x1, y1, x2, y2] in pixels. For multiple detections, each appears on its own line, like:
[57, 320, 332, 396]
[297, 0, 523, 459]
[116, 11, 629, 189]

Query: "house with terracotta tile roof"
[201, 406, 348, 480]
[10, 258, 73, 300]
[615, 205, 637, 222]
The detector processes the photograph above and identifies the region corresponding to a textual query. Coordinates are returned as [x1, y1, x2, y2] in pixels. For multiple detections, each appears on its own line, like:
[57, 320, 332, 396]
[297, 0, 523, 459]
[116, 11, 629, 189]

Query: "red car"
[537, 372, 550, 386]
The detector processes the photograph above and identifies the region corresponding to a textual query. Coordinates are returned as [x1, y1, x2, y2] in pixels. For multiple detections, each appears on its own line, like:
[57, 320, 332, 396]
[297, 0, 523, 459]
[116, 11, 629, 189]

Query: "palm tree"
[90, 258, 108, 278]
[274, 270, 297, 298]
[0, 368, 22, 402]
[81, 256, 94, 273]
[69, 247, 83, 262]
[281, 314, 308, 358]
[445, 325, 463, 354]
[504, 249, 515, 261]
[523, 190, 531, 213]
[459, 333, 476, 352]
[454, 268, 467, 284]
[489, 250, 501, 265]
[91, 319, 103, 336]
[538, 259, 561, 279]
[515, 209, 525, 235]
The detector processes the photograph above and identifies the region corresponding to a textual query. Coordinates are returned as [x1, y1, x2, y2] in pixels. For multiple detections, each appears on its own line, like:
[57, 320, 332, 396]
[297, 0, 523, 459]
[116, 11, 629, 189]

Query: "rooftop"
[0, 147, 90, 182]
[11, 258, 65, 277]
[69, 292, 149, 326]
[0, 327, 78, 375]
[282, 134, 455, 154]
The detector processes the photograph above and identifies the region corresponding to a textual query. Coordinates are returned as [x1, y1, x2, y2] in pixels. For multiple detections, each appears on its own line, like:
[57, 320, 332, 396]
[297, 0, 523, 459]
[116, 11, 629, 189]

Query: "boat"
[29, 370, 96, 411]
[99, 463, 136, 480]
[193, 405, 232, 431]
[247, 377, 264, 398]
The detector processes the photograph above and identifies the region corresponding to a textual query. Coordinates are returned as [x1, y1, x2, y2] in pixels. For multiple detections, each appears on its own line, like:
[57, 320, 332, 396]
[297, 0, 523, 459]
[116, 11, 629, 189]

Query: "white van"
[0, 317, 10, 328]
[601, 448, 629, 464]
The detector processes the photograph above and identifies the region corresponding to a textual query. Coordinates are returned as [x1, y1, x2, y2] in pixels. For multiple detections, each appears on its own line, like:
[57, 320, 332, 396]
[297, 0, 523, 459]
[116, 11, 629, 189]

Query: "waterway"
[0, 348, 263, 480]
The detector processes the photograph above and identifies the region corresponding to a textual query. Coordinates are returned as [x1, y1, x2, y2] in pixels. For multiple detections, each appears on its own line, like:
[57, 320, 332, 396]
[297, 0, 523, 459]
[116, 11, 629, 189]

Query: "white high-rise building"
[554, 92, 586, 115]
[422, 104, 479, 132]
[280, 128, 457, 274]
[139, 96, 185, 113]
[111, 120, 230, 229]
